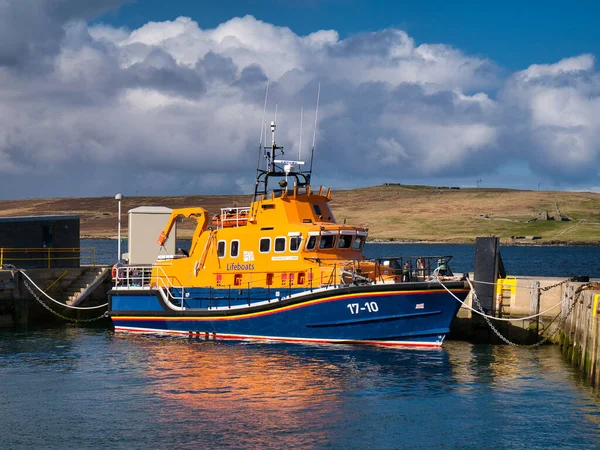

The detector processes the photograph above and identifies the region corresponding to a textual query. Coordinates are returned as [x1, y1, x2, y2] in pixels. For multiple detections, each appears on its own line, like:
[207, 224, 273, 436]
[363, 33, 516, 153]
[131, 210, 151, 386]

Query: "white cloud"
[501, 55, 600, 179]
[516, 54, 595, 81]
[0, 6, 598, 199]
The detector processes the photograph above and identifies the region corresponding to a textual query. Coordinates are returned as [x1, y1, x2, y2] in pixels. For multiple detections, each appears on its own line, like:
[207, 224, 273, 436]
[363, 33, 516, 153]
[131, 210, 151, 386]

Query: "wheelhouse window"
[319, 235, 336, 249]
[306, 236, 317, 250]
[290, 236, 302, 252]
[217, 240, 226, 258]
[230, 240, 239, 258]
[353, 236, 365, 250]
[338, 235, 352, 249]
[259, 238, 271, 253]
[275, 237, 286, 252]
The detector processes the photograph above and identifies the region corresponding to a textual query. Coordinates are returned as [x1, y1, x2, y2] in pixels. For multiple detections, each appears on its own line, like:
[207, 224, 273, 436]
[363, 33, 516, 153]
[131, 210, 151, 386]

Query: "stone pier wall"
[559, 288, 600, 387]
[451, 275, 600, 386]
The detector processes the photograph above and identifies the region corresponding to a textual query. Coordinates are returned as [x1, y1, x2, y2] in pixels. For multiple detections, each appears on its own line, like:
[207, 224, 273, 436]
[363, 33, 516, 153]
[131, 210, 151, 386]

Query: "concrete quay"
[0, 267, 112, 326]
[449, 275, 600, 386]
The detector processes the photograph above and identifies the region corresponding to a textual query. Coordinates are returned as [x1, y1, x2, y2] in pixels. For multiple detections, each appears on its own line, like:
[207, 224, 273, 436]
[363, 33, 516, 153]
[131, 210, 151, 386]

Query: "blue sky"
[0, 0, 598, 198]
[100, 0, 600, 71]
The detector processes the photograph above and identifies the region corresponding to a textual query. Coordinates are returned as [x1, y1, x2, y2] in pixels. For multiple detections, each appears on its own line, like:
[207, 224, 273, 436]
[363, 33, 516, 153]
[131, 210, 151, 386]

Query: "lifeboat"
[107, 111, 470, 348]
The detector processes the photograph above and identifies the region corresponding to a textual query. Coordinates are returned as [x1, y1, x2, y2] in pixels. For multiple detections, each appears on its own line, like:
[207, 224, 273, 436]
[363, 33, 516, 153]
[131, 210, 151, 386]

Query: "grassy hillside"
[331, 185, 600, 244]
[1, 185, 599, 244]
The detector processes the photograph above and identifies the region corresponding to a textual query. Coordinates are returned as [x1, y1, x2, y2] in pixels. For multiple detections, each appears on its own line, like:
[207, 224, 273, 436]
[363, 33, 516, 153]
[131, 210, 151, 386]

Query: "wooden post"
[571, 290, 581, 366]
[589, 293, 598, 382]
[595, 299, 600, 387]
[566, 284, 576, 362]
[530, 281, 540, 341]
[581, 291, 590, 373]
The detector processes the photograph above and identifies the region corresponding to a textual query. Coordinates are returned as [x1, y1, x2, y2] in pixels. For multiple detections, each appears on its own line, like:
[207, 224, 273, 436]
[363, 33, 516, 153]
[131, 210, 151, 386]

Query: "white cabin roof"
[128, 206, 172, 215]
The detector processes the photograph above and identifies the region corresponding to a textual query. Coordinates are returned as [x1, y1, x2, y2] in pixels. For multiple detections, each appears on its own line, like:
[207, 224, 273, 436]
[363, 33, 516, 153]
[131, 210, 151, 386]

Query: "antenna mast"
[309, 82, 321, 175]
[252, 81, 310, 200]
[256, 78, 270, 172]
[298, 107, 303, 160]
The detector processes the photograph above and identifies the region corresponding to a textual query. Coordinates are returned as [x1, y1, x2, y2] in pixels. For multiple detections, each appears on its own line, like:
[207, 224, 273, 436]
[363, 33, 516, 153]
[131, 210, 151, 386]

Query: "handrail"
[115, 264, 331, 308]
[0, 247, 97, 267]
[214, 207, 251, 229]
[114, 265, 187, 310]
[304, 255, 456, 285]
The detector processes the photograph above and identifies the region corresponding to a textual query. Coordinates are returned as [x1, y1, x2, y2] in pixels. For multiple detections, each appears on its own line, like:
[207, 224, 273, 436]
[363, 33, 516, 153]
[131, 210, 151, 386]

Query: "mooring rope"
[435, 276, 594, 346]
[434, 276, 575, 322]
[19, 270, 108, 310]
[469, 277, 573, 292]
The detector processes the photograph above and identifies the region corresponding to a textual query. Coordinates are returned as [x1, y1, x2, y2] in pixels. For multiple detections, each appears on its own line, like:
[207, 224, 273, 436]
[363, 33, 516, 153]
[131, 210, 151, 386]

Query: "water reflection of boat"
[108, 117, 469, 347]
[124, 339, 456, 447]
[140, 340, 455, 406]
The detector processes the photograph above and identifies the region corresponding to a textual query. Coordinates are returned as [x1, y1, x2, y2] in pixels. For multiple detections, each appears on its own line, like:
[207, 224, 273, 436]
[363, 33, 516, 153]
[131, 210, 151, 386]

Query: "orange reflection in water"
[129, 337, 347, 447]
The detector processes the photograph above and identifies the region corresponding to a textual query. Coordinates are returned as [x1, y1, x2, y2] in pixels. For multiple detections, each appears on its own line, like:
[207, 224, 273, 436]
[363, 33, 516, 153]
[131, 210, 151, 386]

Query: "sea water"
[1, 241, 599, 448]
[1, 327, 600, 449]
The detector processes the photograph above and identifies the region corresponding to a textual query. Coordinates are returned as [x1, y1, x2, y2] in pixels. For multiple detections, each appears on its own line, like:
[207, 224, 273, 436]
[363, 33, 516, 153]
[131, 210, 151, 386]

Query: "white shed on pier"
[126, 206, 175, 265]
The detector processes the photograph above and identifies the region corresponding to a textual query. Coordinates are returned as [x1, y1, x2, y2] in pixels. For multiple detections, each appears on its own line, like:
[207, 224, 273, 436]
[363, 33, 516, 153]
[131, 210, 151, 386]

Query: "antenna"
[309, 82, 321, 174]
[259, 78, 269, 147]
[256, 78, 270, 172]
[298, 107, 304, 160]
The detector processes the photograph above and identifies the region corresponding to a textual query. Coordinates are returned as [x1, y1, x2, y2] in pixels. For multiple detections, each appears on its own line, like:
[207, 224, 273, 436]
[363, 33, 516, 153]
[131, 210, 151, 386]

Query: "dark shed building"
[0, 215, 80, 268]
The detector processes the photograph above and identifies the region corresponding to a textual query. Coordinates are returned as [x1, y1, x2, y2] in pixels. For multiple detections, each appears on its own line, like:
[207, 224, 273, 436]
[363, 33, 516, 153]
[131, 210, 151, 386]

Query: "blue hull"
[108, 282, 469, 348]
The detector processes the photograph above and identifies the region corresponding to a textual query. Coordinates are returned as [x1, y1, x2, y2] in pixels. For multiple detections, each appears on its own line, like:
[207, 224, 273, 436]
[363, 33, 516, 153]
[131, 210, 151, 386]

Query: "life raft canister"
[212, 210, 249, 227]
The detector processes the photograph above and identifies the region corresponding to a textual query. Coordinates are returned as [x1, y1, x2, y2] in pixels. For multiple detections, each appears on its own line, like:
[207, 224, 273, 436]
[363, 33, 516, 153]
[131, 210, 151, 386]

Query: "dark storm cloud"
[0, 0, 128, 68]
[195, 52, 238, 85]
[311, 80, 500, 183]
[126, 49, 207, 98]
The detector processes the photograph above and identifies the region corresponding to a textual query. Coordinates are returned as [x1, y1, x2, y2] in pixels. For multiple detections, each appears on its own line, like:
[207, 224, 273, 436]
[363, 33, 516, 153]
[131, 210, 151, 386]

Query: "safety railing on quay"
[0, 247, 97, 268]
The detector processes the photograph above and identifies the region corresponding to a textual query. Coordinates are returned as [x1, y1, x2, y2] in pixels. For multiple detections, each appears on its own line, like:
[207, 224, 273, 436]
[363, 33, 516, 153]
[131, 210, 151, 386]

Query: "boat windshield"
[353, 236, 365, 250]
[338, 236, 352, 249]
[318, 235, 336, 249]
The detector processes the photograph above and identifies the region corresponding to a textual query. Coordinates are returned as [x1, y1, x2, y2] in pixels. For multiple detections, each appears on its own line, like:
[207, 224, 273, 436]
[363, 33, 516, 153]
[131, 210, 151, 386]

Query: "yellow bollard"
[593, 294, 600, 318]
